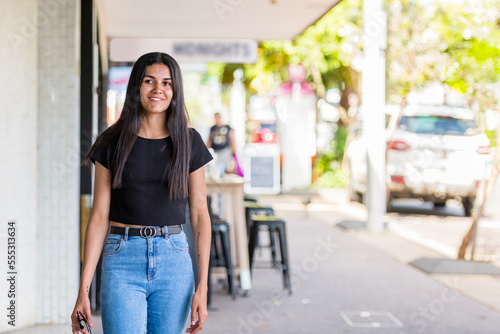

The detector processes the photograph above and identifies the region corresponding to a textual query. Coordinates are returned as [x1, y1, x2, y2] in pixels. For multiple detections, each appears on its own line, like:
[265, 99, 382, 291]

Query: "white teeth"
[150, 98, 162, 101]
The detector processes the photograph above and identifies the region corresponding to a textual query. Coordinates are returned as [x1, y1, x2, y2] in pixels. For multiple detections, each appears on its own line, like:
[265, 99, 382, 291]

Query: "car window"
[398, 116, 477, 136]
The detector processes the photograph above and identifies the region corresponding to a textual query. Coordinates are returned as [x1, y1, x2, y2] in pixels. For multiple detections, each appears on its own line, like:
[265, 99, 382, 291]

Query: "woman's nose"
[153, 82, 162, 92]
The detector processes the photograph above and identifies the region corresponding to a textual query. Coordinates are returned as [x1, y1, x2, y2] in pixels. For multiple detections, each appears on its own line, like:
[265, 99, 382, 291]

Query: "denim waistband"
[109, 225, 182, 239]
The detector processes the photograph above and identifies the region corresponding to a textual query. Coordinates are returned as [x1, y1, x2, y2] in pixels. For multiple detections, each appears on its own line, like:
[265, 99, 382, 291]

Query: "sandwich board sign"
[244, 143, 280, 195]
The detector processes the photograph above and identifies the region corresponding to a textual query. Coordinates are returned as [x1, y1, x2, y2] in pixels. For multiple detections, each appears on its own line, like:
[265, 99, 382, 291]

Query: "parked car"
[386, 105, 491, 216]
[346, 105, 492, 216]
[345, 105, 398, 203]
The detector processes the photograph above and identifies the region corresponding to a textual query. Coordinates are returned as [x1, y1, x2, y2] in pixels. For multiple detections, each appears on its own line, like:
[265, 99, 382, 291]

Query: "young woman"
[71, 52, 213, 334]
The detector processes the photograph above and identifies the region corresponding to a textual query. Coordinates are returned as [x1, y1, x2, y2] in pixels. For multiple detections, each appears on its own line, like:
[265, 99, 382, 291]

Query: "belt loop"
[163, 226, 168, 239]
[124, 227, 130, 241]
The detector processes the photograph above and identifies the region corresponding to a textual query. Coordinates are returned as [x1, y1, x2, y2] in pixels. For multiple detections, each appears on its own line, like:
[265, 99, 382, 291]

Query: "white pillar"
[230, 69, 246, 161]
[36, 0, 81, 325]
[362, 0, 387, 232]
[0, 0, 39, 331]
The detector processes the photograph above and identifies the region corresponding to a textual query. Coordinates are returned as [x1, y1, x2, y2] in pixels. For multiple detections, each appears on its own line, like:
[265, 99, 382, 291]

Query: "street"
[386, 185, 500, 263]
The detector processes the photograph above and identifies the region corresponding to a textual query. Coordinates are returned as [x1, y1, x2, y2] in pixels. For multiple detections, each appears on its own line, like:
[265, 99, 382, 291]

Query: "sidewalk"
[201, 193, 500, 334]
[7, 190, 500, 334]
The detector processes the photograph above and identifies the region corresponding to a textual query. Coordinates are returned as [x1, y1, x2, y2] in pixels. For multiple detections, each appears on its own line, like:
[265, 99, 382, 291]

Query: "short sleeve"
[189, 128, 213, 173]
[90, 142, 110, 170]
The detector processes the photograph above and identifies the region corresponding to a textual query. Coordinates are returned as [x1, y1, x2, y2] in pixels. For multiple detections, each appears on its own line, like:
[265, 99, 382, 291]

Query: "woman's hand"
[71, 294, 93, 334]
[186, 287, 208, 333]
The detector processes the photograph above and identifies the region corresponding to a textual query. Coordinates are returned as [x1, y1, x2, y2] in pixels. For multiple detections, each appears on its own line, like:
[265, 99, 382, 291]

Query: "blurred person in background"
[206, 112, 236, 175]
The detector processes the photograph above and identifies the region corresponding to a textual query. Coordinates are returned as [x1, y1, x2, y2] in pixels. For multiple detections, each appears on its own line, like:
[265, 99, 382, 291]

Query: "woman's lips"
[149, 97, 163, 101]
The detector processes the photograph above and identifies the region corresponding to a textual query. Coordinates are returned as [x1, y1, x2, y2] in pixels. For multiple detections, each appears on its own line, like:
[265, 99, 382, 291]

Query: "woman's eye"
[144, 79, 153, 84]
[164, 82, 171, 86]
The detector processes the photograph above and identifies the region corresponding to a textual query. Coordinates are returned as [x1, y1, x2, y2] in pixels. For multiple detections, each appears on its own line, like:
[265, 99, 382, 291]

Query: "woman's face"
[140, 63, 173, 115]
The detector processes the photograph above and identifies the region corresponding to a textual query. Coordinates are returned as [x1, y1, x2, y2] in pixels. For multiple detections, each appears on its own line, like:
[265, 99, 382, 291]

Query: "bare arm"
[71, 161, 111, 332]
[206, 133, 212, 149]
[228, 128, 236, 154]
[80, 161, 111, 293]
[186, 166, 211, 333]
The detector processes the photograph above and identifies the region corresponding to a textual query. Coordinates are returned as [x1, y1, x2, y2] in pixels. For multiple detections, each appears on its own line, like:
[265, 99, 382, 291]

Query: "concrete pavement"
[203, 194, 500, 334]
[6, 188, 500, 334]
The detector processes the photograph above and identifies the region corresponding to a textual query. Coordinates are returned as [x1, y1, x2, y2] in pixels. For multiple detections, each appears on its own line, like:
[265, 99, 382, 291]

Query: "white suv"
[386, 105, 491, 216]
[345, 105, 398, 203]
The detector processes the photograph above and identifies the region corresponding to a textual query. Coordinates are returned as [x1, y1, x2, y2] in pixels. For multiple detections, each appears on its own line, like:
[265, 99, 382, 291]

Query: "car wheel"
[463, 196, 475, 217]
[433, 199, 447, 208]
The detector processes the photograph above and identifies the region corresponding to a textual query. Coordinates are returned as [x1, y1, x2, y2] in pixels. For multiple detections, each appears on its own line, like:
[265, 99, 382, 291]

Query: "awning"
[99, 0, 342, 40]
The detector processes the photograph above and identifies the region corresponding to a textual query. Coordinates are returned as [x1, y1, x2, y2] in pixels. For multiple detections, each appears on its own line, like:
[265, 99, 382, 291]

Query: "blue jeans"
[100, 227, 195, 334]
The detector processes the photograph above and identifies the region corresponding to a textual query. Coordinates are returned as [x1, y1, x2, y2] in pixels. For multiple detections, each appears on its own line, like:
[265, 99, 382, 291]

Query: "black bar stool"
[248, 215, 292, 295]
[244, 195, 259, 203]
[245, 203, 274, 237]
[245, 203, 276, 266]
[207, 196, 236, 303]
[210, 221, 236, 300]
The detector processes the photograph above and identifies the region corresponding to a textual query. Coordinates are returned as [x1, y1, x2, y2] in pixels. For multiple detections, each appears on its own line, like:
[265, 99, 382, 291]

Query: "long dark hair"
[83, 52, 191, 199]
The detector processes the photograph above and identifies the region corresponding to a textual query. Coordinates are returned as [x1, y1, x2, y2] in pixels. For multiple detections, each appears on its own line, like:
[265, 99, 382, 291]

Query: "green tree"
[386, 0, 449, 104]
[434, 0, 500, 112]
[387, 0, 500, 113]
[211, 0, 364, 122]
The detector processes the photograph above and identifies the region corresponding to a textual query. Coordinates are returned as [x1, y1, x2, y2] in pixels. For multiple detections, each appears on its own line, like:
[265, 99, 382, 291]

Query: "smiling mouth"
[149, 97, 164, 101]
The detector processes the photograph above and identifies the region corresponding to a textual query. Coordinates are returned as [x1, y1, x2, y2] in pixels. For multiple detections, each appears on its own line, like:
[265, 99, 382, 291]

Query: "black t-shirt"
[209, 125, 231, 151]
[90, 128, 213, 226]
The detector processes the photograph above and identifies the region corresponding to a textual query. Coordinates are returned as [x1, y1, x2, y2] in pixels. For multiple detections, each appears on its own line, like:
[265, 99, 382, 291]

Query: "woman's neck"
[139, 114, 169, 139]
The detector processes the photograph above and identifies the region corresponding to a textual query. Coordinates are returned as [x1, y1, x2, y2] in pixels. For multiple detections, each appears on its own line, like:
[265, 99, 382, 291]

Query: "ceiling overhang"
[100, 0, 341, 40]
[97, 0, 342, 67]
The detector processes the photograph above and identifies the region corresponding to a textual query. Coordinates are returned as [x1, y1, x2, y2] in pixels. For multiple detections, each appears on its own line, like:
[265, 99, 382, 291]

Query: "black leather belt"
[110, 225, 182, 238]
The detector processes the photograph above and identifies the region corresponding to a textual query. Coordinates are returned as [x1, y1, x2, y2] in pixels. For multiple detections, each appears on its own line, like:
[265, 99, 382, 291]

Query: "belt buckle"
[140, 226, 157, 238]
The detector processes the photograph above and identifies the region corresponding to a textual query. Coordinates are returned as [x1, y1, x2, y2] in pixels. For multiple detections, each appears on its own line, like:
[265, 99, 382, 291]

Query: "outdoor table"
[206, 174, 252, 292]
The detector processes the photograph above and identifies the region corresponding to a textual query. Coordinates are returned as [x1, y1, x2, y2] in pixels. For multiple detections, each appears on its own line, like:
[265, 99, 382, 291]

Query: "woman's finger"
[190, 308, 197, 328]
[187, 311, 206, 333]
[85, 310, 94, 328]
[71, 312, 80, 334]
[187, 322, 202, 334]
[83, 307, 93, 329]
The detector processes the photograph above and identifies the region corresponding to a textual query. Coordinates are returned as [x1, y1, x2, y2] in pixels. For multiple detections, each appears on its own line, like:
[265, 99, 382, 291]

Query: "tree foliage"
[387, 0, 500, 112]
[210, 0, 500, 113]
[435, 0, 500, 110]
[387, 0, 448, 103]
[210, 0, 364, 109]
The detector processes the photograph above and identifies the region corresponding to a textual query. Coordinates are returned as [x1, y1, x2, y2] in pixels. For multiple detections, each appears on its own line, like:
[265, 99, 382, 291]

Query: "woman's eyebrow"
[144, 74, 172, 80]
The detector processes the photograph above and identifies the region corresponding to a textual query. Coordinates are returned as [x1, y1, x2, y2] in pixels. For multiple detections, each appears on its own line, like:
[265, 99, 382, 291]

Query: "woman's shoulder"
[188, 127, 207, 147]
[188, 127, 201, 137]
[93, 126, 121, 151]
